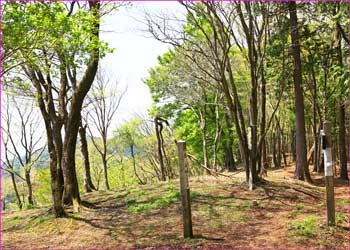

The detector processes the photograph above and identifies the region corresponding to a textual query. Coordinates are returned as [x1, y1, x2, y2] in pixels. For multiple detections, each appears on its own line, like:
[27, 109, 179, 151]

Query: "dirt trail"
[2, 166, 349, 249]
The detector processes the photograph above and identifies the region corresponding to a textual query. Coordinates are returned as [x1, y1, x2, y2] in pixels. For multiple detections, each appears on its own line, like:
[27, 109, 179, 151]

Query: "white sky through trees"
[1, 2, 185, 157]
[99, 2, 185, 128]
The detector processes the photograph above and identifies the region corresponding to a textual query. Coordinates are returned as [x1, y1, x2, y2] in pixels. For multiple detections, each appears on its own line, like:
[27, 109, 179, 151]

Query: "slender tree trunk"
[272, 128, 279, 168]
[155, 117, 166, 181]
[260, 66, 267, 175]
[10, 171, 22, 209]
[102, 154, 110, 190]
[213, 93, 221, 170]
[311, 65, 319, 172]
[24, 170, 33, 205]
[201, 104, 210, 174]
[288, 1, 311, 182]
[290, 129, 296, 162]
[224, 113, 237, 172]
[131, 145, 144, 184]
[335, 20, 348, 180]
[79, 124, 96, 192]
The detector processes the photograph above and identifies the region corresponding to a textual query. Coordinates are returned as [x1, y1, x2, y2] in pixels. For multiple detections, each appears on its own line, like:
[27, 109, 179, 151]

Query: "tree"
[86, 69, 125, 190]
[114, 119, 145, 185]
[1, 95, 45, 207]
[288, 1, 311, 182]
[79, 123, 96, 192]
[3, 1, 107, 215]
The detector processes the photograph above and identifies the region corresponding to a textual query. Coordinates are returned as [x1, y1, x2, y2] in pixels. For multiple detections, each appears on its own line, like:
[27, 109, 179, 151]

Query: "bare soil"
[2, 165, 349, 249]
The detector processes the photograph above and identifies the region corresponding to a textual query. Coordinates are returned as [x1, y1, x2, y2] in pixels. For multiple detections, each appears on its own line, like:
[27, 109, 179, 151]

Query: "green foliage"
[165, 184, 177, 192]
[335, 213, 347, 224]
[3, 2, 111, 73]
[296, 203, 305, 211]
[24, 204, 38, 210]
[137, 190, 146, 197]
[289, 215, 318, 237]
[32, 214, 53, 226]
[154, 191, 180, 207]
[128, 203, 153, 214]
[127, 191, 180, 214]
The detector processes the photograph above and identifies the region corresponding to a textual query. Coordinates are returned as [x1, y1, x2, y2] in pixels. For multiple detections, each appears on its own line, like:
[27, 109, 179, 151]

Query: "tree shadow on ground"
[312, 177, 349, 187]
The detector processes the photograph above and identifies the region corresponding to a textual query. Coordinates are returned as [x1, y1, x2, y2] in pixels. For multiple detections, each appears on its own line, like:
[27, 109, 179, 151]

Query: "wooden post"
[177, 140, 193, 238]
[322, 121, 335, 226]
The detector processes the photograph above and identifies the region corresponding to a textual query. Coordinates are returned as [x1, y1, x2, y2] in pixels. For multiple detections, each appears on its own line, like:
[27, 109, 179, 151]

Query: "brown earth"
[2, 165, 349, 249]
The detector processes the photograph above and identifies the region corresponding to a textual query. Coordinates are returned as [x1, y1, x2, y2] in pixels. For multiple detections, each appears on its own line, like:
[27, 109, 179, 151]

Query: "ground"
[2, 166, 349, 249]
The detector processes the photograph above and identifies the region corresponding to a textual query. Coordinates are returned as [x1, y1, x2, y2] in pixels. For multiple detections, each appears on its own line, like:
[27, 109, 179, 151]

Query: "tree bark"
[155, 117, 166, 181]
[10, 171, 22, 210]
[224, 113, 237, 172]
[131, 145, 144, 184]
[62, 2, 101, 211]
[288, 1, 311, 182]
[24, 170, 34, 205]
[200, 102, 210, 174]
[311, 64, 319, 172]
[102, 153, 110, 190]
[335, 17, 348, 180]
[79, 124, 96, 192]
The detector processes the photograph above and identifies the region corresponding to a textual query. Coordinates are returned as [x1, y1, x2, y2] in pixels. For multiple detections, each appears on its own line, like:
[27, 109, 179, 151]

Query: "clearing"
[2, 166, 349, 249]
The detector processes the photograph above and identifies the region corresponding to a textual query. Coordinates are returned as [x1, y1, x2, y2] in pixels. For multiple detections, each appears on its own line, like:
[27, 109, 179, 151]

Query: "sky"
[99, 2, 185, 128]
[1, 2, 186, 157]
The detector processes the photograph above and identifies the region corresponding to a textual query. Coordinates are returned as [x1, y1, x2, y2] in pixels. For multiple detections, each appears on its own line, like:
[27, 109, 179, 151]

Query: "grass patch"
[336, 213, 347, 224]
[137, 190, 146, 197]
[190, 191, 200, 199]
[128, 203, 153, 214]
[165, 184, 177, 191]
[296, 202, 305, 211]
[127, 191, 181, 214]
[289, 215, 318, 237]
[142, 225, 156, 234]
[336, 199, 349, 206]
[31, 214, 53, 226]
[10, 215, 20, 221]
[154, 191, 180, 207]
[126, 198, 137, 205]
[230, 211, 247, 222]
[24, 204, 38, 210]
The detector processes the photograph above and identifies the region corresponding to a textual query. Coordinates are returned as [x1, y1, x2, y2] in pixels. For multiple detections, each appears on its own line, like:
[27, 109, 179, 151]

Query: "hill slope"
[2, 167, 349, 249]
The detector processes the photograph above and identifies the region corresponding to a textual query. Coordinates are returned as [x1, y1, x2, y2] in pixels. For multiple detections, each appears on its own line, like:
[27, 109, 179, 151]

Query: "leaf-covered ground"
[2, 166, 349, 249]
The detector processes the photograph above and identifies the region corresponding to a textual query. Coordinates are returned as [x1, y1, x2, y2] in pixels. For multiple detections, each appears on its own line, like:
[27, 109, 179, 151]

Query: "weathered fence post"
[177, 140, 193, 238]
[322, 121, 335, 226]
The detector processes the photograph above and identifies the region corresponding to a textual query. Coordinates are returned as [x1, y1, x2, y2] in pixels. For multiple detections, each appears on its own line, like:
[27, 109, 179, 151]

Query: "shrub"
[289, 215, 317, 237]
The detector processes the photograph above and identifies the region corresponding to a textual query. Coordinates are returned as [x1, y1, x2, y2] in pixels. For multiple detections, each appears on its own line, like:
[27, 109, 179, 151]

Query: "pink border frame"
[0, 1, 349, 250]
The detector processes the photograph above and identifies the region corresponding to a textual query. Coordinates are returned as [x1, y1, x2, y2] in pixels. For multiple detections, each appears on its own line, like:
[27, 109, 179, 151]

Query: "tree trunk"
[79, 124, 96, 192]
[259, 66, 267, 175]
[338, 101, 347, 179]
[131, 145, 144, 184]
[102, 155, 110, 190]
[311, 65, 319, 172]
[42, 112, 65, 217]
[62, 100, 83, 210]
[224, 113, 237, 172]
[288, 1, 311, 182]
[24, 170, 34, 205]
[201, 104, 210, 174]
[290, 129, 296, 162]
[155, 117, 166, 181]
[10, 171, 22, 210]
[335, 19, 348, 180]
[213, 93, 221, 171]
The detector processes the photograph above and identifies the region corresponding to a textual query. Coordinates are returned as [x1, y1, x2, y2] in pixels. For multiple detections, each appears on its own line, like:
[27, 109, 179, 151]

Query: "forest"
[1, 1, 349, 249]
